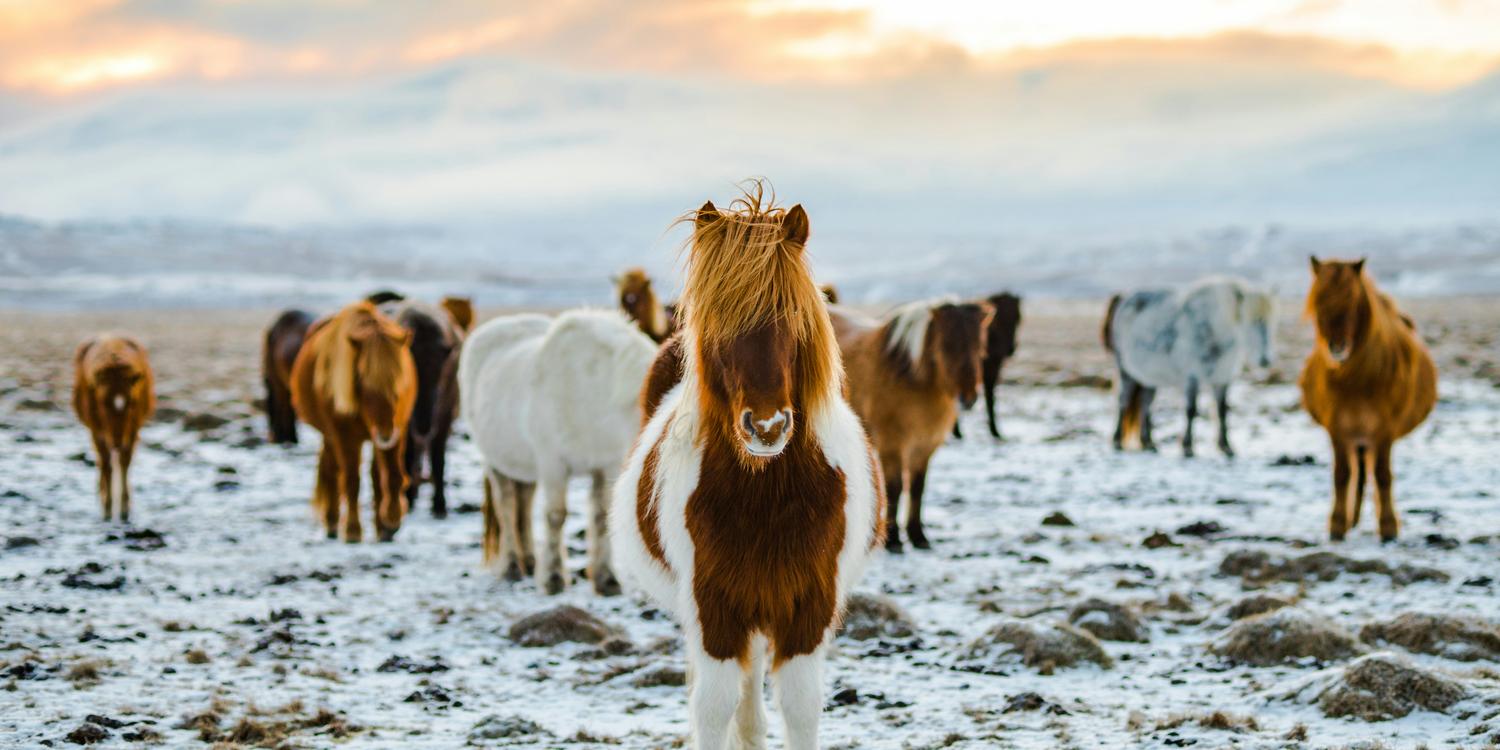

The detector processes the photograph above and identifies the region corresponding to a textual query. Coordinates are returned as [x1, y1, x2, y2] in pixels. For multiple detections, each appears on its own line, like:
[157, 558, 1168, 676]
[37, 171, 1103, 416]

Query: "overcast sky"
[0, 0, 1496, 232]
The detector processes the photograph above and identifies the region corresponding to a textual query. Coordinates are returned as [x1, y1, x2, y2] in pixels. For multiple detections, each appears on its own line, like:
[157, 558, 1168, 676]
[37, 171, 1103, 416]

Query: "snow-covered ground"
[3, 341, 1498, 748]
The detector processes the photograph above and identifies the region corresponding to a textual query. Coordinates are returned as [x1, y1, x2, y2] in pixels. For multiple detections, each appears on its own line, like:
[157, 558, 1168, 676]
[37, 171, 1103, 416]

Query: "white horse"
[1102, 276, 1276, 457]
[459, 308, 657, 594]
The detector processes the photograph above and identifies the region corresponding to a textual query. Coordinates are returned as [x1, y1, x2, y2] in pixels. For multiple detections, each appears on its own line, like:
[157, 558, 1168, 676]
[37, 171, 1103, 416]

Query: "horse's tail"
[481, 472, 500, 565]
[1119, 383, 1142, 445]
[1102, 294, 1122, 353]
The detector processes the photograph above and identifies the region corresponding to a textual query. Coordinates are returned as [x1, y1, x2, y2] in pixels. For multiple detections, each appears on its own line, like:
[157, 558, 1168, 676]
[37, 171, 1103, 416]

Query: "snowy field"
[2, 304, 1498, 749]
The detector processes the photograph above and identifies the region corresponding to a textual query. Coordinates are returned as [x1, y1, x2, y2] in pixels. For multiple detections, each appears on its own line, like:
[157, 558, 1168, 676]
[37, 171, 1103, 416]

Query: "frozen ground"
[2, 305, 1498, 749]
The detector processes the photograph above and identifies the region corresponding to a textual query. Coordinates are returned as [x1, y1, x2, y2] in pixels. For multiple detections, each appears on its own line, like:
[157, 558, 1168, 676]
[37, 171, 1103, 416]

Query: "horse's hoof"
[908, 535, 932, 551]
[1380, 534, 1398, 544]
[343, 529, 363, 544]
[431, 505, 448, 520]
[502, 561, 525, 582]
[1328, 531, 1346, 543]
[325, 530, 338, 541]
[523, 555, 537, 577]
[594, 573, 622, 597]
[377, 529, 397, 543]
[884, 538, 904, 554]
[543, 572, 566, 595]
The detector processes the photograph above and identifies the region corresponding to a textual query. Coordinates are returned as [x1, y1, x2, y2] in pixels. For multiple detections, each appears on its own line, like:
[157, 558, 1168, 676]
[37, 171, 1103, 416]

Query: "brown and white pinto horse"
[1300, 257, 1436, 542]
[263, 309, 315, 444]
[832, 298, 993, 551]
[612, 186, 882, 750]
[614, 267, 676, 344]
[291, 301, 417, 542]
[73, 335, 155, 522]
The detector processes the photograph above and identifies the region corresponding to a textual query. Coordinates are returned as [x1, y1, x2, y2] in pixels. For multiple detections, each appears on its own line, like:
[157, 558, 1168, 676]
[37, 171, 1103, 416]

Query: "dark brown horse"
[614, 268, 675, 343]
[378, 297, 472, 518]
[953, 292, 1022, 440]
[1299, 257, 1436, 542]
[263, 309, 314, 444]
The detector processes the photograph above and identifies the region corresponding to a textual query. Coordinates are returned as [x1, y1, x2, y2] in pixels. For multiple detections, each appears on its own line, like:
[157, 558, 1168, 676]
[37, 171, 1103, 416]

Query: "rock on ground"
[1294, 653, 1471, 721]
[1219, 550, 1448, 586]
[469, 714, 550, 741]
[508, 605, 623, 647]
[961, 618, 1112, 673]
[1360, 613, 1500, 662]
[1224, 594, 1294, 622]
[1067, 598, 1148, 643]
[840, 592, 918, 641]
[1211, 608, 1364, 666]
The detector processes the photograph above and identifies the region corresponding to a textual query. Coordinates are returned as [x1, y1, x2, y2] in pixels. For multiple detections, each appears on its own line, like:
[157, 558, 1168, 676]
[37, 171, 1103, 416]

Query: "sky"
[0, 0, 1496, 233]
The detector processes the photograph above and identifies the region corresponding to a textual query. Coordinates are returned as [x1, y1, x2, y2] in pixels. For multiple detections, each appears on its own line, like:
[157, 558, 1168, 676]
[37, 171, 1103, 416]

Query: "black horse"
[262, 309, 315, 444]
[379, 298, 471, 518]
[954, 292, 1022, 440]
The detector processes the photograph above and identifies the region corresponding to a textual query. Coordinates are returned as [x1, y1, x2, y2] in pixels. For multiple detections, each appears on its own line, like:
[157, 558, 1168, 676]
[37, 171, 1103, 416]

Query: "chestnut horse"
[291, 301, 417, 542]
[73, 335, 155, 522]
[263, 309, 314, 444]
[614, 267, 676, 344]
[379, 296, 473, 518]
[953, 292, 1022, 440]
[1300, 257, 1435, 542]
[832, 299, 992, 552]
[612, 186, 882, 750]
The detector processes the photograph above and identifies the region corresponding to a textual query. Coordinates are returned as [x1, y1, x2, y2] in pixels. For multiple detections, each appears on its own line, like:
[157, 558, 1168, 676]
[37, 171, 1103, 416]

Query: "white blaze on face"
[113, 394, 126, 412]
[755, 411, 786, 434]
[373, 429, 401, 450]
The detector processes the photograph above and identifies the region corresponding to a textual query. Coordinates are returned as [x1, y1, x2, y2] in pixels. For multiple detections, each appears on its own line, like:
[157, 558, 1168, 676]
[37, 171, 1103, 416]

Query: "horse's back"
[461, 314, 550, 480]
[532, 309, 656, 470]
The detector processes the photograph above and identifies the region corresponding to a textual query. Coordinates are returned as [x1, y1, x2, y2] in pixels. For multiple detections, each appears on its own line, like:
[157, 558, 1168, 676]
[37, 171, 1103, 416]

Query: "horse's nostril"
[741, 410, 755, 436]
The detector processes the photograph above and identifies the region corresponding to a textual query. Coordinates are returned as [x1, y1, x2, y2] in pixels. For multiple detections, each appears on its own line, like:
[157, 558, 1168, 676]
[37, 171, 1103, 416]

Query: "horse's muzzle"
[372, 429, 402, 450]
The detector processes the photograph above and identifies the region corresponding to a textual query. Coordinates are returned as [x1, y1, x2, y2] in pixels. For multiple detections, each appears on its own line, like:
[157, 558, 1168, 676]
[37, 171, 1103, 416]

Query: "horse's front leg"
[338, 436, 363, 543]
[427, 417, 453, 518]
[374, 441, 407, 542]
[775, 651, 823, 750]
[733, 642, 768, 750]
[983, 358, 1002, 439]
[1212, 383, 1234, 457]
[587, 469, 621, 596]
[905, 450, 935, 550]
[1373, 440, 1399, 542]
[92, 435, 113, 521]
[538, 467, 569, 595]
[689, 644, 745, 750]
[1181, 378, 1198, 457]
[315, 442, 340, 538]
[879, 452, 904, 553]
[1327, 435, 1352, 542]
[118, 439, 135, 523]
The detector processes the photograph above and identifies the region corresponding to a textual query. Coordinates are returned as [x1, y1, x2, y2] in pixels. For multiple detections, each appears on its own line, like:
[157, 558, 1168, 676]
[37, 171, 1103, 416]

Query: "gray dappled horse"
[1102, 277, 1276, 457]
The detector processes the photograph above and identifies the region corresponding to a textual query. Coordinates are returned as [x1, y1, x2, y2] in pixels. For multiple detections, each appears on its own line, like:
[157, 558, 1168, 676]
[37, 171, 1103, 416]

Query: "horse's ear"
[1309, 255, 1322, 273]
[783, 204, 809, 246]
[1353, 257, 1366, 275]
[695, 201, 717, 231]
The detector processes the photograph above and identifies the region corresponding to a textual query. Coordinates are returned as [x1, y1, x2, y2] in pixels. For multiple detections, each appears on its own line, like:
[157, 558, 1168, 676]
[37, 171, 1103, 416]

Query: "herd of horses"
[68, 184, 1438, 749]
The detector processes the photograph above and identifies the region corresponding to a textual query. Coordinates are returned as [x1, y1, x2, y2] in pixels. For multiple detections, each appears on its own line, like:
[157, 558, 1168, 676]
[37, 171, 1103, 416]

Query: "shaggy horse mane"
[314, 301, 409, 416]
[677, 180, 840, 411]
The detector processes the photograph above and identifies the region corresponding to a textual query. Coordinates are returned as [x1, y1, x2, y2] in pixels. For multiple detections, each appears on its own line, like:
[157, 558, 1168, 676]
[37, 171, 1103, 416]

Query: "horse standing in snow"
[73, 335, 155, 522]
[1102, 277, 1276, 457]
[1300, 257, 1435, 542]
[953, 291, 1022, 440]
[262, 309, 315, 444]
[832, 298, 992, 552]
[612, 186, 883, 750]
[460, 309, 655, 594]
[378, 296, 472, 518]
[290, 301, 417, 542]
[614, 268, 676, 344]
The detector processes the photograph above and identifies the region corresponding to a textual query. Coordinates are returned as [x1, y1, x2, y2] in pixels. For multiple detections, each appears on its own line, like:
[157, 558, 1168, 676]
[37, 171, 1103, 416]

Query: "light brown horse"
[1299, 257, 1436, 542]
[73, 335, 155, 522]
[291, 301, 417, 542]
[613, 267, 675, 344]
[833, 299, 993, 551]
[613, 185, 883, 749]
